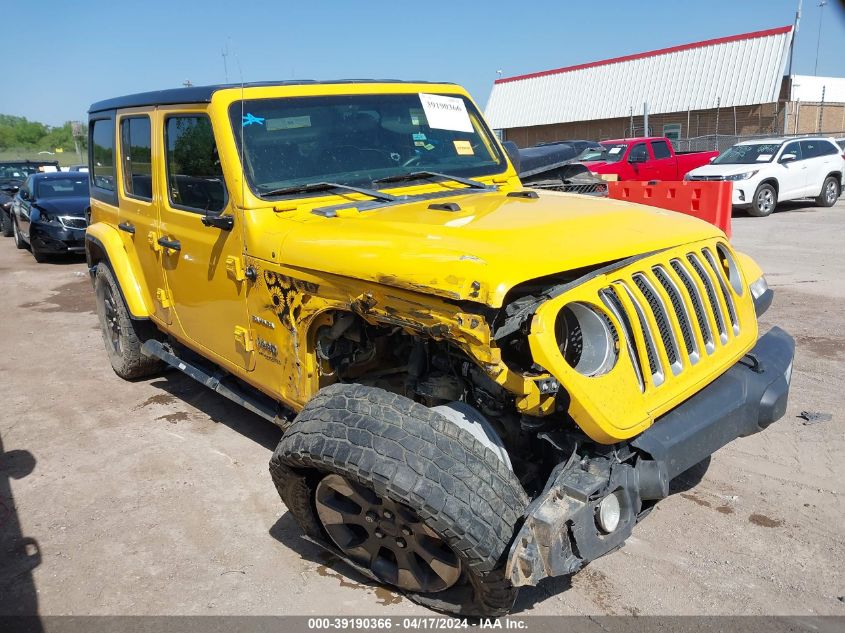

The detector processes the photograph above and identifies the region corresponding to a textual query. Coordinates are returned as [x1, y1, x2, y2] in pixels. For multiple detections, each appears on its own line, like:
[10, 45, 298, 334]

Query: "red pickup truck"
[581, 137, 718, 181]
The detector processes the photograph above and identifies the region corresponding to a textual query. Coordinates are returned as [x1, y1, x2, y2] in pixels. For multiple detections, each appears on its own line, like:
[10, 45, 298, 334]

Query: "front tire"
[816, 176, 840, 207]
[748, 183, 777, 217]
[270, 384, 528, 616]
[94, 263, 163, 379]
[12, 217, 26, 249]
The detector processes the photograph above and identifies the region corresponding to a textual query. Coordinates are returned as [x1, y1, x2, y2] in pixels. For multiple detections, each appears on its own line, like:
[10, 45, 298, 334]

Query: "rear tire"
[816, 176, 840, 207]
[748, 183, 777, 217]
[12, 217, 26, 249]
[0, 210, 12, 237]
[94, 263, 163, 379]
[270, 384, 528, 616]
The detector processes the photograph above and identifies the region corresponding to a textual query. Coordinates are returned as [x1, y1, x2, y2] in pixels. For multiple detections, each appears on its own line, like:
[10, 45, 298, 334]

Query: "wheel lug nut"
[365, 511, 378, 523]
[374, 528, 385, 539]
[395, 537, 406, 549]
[383, 510, 393, 520]
[401, 526, 412, 536]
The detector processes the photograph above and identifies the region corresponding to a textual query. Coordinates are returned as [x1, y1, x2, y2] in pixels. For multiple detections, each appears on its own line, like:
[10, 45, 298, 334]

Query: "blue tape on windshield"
[242, 113, 265, 127]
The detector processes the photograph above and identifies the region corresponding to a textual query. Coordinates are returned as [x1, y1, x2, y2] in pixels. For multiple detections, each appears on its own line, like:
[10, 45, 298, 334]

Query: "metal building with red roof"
[485, 26, 844, 150]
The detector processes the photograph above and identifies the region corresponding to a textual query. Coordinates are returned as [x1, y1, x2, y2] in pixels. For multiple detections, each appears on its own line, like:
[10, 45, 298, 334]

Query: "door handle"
[118, 222, 136, 234]
[157, 237, 181, 252]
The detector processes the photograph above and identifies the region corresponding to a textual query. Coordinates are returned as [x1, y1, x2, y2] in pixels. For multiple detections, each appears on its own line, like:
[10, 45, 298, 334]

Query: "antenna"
[222, 39, 230, 84]
[814, 0, 827, 76]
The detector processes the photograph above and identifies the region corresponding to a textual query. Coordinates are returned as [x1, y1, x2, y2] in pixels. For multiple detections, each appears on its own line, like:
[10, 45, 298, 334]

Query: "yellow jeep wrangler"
[86, 80, 794, 616]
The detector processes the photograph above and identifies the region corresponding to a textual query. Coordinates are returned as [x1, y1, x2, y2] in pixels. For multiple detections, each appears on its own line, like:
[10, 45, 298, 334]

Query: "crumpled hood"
[274, 190, 723, 307]
[33, 196, 88, 217]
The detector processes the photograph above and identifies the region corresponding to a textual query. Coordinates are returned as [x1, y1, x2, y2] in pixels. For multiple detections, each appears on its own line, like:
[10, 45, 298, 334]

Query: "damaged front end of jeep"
[291, 235, 795, 588]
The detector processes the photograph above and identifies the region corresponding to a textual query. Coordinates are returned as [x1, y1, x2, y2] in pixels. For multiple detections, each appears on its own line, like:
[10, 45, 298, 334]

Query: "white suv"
[686, 137, 844, 217]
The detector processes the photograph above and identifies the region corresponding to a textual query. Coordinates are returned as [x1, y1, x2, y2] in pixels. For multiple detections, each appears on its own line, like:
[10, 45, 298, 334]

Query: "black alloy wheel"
[314, 473, 462, 593]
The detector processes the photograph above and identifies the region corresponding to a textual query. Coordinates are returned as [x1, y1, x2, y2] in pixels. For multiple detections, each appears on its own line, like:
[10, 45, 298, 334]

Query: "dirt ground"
[0, 199, 843, 618]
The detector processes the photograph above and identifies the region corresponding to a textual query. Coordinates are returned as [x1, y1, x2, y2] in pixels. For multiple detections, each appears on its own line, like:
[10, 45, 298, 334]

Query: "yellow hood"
[272, 190, 724, 307]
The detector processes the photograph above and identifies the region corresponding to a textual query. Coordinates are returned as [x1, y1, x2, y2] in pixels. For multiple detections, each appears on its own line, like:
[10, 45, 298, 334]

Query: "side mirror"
[19, 190, 29, 201]
[502, 140, 521, 174]
[780, 153, 797, 163]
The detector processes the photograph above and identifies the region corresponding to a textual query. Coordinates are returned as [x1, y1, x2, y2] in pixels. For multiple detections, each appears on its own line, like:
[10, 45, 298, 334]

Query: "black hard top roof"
[89, 79, 455, 114]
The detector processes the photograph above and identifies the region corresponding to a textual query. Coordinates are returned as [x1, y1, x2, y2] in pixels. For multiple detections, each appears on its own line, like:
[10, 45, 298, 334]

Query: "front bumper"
[506, 326, 795, 586]
[30, 223, 86, 253]
[633, 326, 794, 498]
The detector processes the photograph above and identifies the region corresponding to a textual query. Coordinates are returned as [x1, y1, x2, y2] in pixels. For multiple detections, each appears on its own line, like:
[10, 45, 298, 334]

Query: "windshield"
[0, 165, 43, 179]
[36, 176, 89, 198]
[713, 143, 782, 165]
[230, 93, 505, 197]
[587, 143, 628, 163]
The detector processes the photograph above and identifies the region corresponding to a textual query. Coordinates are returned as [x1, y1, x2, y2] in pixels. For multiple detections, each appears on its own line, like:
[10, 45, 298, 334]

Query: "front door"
[116, 111, 171, 324]
[777, 140, 806, 200]
[155, 109, 253, 370]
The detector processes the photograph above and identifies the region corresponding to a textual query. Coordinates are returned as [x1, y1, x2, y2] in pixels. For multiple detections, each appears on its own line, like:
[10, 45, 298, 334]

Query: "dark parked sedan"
[11, 172, 89, 262]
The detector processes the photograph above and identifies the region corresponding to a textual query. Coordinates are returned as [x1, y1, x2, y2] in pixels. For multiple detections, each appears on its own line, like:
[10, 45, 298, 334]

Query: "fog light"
[596, 491, 622, 534]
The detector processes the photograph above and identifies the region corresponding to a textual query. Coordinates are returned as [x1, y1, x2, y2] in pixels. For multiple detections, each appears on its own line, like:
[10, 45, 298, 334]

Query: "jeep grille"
[600, 245, 743, 391]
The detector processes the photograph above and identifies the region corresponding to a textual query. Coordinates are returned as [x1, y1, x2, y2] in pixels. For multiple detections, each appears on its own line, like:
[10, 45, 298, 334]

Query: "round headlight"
[716, 244, 743, 296]
[555, 302, 618, 376]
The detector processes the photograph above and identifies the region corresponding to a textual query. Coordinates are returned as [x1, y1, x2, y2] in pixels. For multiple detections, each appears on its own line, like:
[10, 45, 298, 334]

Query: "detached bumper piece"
[506, 327, 795, 587]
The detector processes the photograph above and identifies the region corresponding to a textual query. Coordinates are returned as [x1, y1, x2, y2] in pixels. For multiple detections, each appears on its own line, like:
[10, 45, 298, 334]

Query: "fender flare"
[85, 223, 152, 319]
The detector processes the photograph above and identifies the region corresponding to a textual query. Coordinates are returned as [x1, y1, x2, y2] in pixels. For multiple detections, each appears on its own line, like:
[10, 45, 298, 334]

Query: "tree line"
[0, 115, 88, 151]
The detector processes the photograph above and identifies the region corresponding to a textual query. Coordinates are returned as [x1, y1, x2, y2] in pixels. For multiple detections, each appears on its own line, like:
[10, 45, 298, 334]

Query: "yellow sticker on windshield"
[453, 140, 474, 156]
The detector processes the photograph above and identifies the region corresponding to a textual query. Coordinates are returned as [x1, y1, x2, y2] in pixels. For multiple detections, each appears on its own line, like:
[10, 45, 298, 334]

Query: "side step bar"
[141, 340, 290, 429]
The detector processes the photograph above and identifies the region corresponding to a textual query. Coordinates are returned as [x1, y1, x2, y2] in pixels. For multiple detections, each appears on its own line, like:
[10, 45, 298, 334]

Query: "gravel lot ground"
[0, 199, 843, 618]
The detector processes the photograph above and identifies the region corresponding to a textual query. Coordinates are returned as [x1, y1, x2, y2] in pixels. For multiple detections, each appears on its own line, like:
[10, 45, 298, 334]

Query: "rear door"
[800, 140, 839, 197]
[155, 108, 253, 370]
[116, 111, 171, 324]
[649, 139, 676, 180]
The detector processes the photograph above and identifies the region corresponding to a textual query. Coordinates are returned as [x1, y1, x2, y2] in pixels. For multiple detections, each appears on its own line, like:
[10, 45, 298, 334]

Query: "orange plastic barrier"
[607, 180, 732, 238]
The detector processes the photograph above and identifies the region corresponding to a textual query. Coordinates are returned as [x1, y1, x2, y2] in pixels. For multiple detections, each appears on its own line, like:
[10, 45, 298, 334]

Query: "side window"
[91, 119, 116, 191]
[121, 116, 153, 201]
[782, 142, 802, 161]
[164, 115, 226, 214]
[652, 140, 672, 159]
[629, 143, 649, 162]
[799, 141, 821, 159]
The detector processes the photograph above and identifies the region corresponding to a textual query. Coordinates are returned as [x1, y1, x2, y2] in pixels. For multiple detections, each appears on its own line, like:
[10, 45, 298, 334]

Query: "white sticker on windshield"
[266, 115, 311, 131]
[418, 93, 473, 133]
[608, 147, 622, 155]
[755, 154, 772, 162]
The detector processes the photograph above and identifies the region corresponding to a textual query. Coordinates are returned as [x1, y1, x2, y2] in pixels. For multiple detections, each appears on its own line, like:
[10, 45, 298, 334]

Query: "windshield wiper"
[373, 171, 489, 190]
[260, 181, 397, 202]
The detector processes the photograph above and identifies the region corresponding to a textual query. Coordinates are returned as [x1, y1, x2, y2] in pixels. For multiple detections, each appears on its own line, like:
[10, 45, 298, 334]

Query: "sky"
[1, 0, 843, 126]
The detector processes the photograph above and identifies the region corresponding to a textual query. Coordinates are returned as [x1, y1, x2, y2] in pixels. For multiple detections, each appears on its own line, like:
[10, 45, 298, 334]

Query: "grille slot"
[600, 287, 644, 391]
[702, 247, 740, 335]
[687, 252, 728, 344]
[616, 281, 664, 386]
[653, 265, 699, 364]
[670, 259, 715, 354]
[632, 273, 682, 374]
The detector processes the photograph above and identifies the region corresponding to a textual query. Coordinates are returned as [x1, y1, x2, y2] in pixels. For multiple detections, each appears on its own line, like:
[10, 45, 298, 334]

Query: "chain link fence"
[675, 131, 845, 153]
